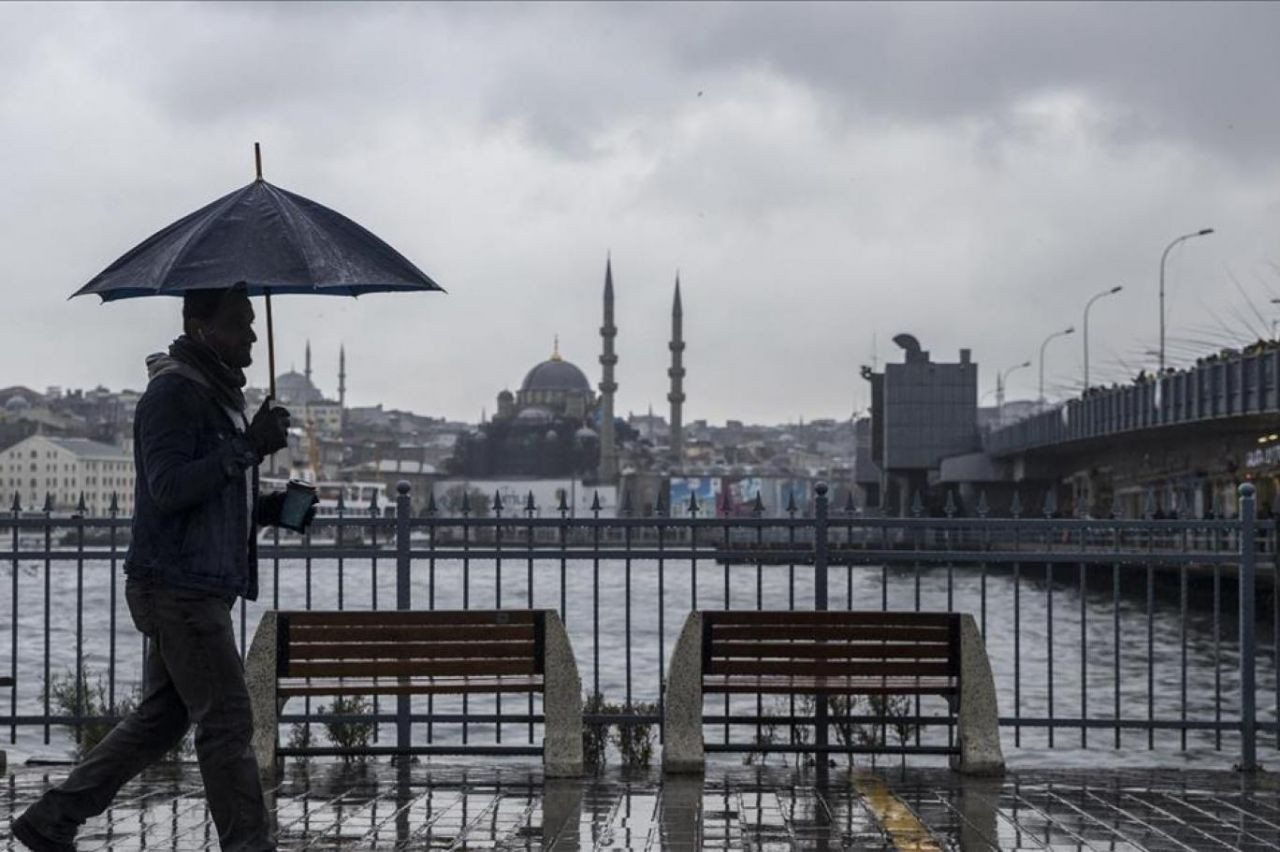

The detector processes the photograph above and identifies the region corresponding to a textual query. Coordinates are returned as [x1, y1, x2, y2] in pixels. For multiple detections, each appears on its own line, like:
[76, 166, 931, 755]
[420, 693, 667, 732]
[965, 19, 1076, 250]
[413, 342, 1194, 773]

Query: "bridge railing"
[986, 347, 1280, 455]
[0, 482, 1275, 770]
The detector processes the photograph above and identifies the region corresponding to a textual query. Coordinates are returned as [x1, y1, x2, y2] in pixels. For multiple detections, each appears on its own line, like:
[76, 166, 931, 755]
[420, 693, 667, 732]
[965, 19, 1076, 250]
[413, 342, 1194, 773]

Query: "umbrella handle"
[265, 287, 276, 400]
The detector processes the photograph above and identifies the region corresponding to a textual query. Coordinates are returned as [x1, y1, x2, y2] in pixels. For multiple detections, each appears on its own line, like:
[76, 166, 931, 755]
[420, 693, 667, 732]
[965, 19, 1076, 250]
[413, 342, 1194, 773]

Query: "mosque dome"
[275, 370, 322, 406]
[5, 395, 31, 412]
[515, 406, 554, 424]
[520, 356, 590, 394]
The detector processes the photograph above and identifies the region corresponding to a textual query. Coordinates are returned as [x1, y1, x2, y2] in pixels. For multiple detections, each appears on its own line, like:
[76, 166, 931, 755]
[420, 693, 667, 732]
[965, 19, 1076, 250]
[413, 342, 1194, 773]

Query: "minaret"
[598, 257, 619, 482]
[338, 344, 347, 432]
[305, 340, 312, 387]
[667, 274, 686, 463]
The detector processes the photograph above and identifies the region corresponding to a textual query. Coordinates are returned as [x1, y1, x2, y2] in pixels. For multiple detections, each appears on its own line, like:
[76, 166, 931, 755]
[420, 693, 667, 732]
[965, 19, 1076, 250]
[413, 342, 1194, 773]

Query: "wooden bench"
[246, 610, 583, 777]
[0, 676, 11, 773]
[661, 610, 1003, 775]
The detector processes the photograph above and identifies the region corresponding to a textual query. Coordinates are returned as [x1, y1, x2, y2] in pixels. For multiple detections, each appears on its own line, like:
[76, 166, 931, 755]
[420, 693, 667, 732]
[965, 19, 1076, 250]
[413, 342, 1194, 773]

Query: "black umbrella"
[72, 144, 443, 396]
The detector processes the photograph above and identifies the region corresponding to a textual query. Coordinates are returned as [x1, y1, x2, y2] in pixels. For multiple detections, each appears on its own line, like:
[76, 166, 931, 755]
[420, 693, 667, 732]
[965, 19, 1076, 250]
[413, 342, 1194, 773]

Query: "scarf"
[168, 335, 248, 414]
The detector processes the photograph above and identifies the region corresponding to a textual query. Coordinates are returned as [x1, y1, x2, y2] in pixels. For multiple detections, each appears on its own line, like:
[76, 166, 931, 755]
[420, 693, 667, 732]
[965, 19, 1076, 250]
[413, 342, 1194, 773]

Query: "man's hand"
[247, 398, 290, 459]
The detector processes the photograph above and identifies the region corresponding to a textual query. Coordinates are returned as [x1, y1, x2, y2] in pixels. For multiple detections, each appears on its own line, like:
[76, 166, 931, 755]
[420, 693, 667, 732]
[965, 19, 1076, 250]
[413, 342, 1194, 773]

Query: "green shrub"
[46, 667, 191, 762]
[582, 691, 610, 771]
[611, 701, 658, 769]
[322, 695, 375, 762]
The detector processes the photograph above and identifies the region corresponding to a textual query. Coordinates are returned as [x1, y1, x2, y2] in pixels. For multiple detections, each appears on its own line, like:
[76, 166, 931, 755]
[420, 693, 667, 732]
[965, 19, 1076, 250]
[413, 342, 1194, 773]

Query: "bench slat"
[0, 677, 12, 687]
[288, 625, 535, 643]
[707, 660, 956, 678]
[710, 641, 953, 660]
[703, 675, 956, 696]
[278, 675, 544, 697]
[708, 625, 951, 642]
[704, 611, 955, 627]
[288, 641, 536, 661]
[286, 659, 538, 679]
[285, 610, 538, 627]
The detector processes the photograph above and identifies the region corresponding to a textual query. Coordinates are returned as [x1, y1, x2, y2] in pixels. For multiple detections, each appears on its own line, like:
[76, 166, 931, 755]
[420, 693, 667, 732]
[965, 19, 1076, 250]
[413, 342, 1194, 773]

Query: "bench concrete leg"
[246, 610, 280, 776]
[661, 612, 704, 774]
[951, 613, 1005, 776]
[542, 611, 584, 777]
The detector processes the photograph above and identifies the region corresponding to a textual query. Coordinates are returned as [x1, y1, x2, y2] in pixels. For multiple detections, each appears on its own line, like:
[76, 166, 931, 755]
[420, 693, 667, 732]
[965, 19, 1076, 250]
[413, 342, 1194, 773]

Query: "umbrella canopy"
[72, 179, 442, 300]
[71, 152, 443, 397]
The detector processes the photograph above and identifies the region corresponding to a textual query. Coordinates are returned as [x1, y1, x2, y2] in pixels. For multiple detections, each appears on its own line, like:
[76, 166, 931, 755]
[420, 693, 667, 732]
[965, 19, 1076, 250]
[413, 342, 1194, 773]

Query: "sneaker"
[9, 814, 76, 852]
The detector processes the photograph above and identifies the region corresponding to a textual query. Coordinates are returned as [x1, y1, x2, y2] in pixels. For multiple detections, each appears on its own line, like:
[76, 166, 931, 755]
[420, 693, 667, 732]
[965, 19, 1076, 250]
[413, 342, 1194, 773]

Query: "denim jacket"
[124, 371, 261, 600]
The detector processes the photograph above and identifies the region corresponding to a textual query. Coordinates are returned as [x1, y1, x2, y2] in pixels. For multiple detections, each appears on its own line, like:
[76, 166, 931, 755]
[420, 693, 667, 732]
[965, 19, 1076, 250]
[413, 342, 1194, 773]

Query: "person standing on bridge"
[11, 285, 315, 852]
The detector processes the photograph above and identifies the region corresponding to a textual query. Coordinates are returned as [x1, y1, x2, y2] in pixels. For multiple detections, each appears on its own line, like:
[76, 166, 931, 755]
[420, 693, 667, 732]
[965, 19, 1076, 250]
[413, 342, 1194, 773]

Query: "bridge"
[985, 346, 1280, 457]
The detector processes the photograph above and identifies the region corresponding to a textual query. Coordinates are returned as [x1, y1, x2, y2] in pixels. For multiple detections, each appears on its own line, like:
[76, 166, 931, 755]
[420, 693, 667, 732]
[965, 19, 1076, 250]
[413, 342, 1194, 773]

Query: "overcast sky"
[3, 2, 1279, 424]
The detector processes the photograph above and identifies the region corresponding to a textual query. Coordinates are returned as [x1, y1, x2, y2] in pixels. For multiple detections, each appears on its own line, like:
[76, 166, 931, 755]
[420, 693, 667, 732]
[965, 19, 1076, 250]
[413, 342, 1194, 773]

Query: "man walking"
[12, 285, 311, 852]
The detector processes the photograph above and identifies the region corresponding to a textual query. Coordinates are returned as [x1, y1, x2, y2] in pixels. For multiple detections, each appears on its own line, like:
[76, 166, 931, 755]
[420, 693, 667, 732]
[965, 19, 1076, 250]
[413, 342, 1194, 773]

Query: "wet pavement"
[3, 759, 1280, 850]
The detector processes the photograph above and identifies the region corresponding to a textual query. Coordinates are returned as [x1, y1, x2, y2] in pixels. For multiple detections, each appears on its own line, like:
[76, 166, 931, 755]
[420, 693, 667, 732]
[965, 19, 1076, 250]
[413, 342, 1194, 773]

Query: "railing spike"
[1043, 489, 1057, 518]
[557, 490, 569, 515]
[655, 490, 668, 517]
[1010, 491, 1023, 518]
[77, 492, 87, 515]
[591, 491, 602, 514]
[1142, 489, 1155, 520]
[910, 491, 923, 518]
[369, 490, 380, 517]
[11, 491, 21, 513]
[426, 490, 437, 516]
[110, 491, 121, 514]
[752, 491, 765, 517]
[944, 490, 957, 518]
[526, 490, 537, 516]
[786, 490, 797, 516]
[492, 489, 503, 514]
[621, 489, 633, 516]
[461, 489, 472, 516]
[720, 488, 732, 516]
[336, 490, 346, 513]
[688, 490, 699, 516]
[976, 490, 990, 518]
[843, 490, 855, 515]
[42, 493, 53, 513]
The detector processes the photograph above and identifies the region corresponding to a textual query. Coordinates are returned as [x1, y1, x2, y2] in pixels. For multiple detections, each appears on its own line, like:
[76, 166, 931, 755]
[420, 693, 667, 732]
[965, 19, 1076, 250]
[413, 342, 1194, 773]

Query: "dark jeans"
[22, 578, 275, 851]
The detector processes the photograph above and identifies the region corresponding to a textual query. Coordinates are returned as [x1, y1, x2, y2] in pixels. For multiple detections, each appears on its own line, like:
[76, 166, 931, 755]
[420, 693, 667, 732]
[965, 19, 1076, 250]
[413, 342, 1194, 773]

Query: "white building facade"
[0, 435, 135, 516]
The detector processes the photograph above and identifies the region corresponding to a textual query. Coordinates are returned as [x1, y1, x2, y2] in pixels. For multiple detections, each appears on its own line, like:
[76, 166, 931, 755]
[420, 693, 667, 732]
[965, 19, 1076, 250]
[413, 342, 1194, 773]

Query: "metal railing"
[1, 482, 1275, 769]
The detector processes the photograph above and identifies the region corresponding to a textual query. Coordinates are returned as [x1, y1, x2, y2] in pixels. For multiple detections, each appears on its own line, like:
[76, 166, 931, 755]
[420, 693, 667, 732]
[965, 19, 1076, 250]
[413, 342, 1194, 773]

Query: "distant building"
[0, 434, 135, 516]
[862, 334, 979, 514]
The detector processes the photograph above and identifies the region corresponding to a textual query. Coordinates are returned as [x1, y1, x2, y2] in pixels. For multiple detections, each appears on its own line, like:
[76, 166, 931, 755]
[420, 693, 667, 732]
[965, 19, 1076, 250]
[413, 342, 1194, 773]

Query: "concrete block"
[246, 610, 279, 776]
[541, 610, 584, 777]
[951, 613, 1005, 776]
[661, 612, 705, 774]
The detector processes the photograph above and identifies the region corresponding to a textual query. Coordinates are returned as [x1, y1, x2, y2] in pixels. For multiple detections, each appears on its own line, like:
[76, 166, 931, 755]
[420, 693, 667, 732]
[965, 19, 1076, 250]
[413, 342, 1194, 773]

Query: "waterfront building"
[0, 434, 134, 516]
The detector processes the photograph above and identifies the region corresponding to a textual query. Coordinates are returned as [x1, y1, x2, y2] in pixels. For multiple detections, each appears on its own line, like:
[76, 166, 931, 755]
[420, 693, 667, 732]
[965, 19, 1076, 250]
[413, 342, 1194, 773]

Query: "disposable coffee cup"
[279, 479, 317, 532]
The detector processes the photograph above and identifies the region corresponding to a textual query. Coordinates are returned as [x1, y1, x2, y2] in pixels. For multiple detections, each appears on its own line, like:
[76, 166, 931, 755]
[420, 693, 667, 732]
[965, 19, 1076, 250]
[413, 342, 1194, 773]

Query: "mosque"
[448, 259, 686, 482]
[273, 342, 346, 437]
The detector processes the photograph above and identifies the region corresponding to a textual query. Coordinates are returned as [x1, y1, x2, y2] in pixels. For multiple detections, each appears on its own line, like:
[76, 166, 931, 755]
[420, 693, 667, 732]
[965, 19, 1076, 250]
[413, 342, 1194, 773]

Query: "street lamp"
[996, 360, 1031, 426]
[1039, 326, 1075, 404]
[1159, 228, 1214, 372]
[1271, 298, 1280, 339]
[1083, 285, 1123, 391]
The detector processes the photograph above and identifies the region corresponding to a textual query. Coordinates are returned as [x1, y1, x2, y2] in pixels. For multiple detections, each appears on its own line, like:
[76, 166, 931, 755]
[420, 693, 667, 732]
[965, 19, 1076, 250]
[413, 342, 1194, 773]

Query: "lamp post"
[996, 360, 1031, 426]
[1083, 285, 1123, 391]
[1271, 298, 1280, 339]
[1039, 326, 1075, 404]
[1159, 228, 1214, 373]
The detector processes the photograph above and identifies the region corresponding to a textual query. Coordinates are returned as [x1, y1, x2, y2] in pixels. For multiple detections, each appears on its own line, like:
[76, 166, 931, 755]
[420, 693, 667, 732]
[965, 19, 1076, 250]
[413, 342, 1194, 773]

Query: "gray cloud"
[1, 1, 1279, 424]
